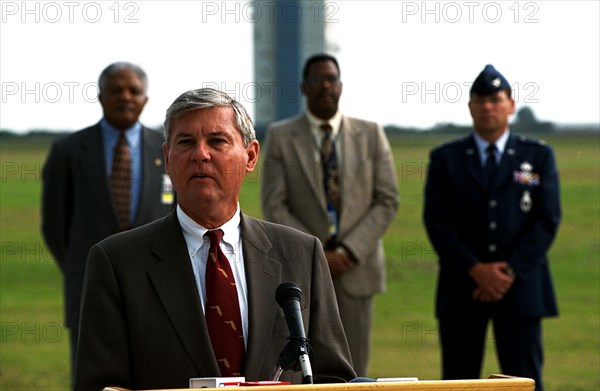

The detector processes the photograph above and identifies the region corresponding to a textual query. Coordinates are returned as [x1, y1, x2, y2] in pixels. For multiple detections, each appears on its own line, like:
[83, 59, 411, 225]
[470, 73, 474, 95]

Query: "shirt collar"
[177, 204, 242, 258]
[305, 110, 343, 138]
[473, 129, 510, 160]
[100, 118, 142, 149]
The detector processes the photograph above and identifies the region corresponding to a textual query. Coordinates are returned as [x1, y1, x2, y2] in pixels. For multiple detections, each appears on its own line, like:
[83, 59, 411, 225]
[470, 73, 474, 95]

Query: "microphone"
[274, 281, 313, 384]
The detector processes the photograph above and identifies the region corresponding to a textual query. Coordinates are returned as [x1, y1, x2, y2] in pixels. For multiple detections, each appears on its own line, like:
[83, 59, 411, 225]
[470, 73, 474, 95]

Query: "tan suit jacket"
[261, 114, 399, 297]
[74, 212, 355, 390]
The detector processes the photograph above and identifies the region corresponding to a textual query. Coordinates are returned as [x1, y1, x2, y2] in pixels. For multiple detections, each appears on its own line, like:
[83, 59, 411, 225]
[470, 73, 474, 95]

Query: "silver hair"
[163, 88, 256, 147]
[98, 62, 148, 94]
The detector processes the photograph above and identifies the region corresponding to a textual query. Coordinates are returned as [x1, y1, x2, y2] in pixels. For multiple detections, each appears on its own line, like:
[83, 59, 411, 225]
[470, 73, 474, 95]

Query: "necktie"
[110, 131, 131, 231]
[205, 229, 245, 376]
[320, 123, 340, 248]
[484, 143, 498, 189]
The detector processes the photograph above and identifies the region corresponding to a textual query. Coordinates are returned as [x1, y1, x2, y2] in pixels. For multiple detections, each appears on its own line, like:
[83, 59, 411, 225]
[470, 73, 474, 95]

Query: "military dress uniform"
[423, 65, 560, 391]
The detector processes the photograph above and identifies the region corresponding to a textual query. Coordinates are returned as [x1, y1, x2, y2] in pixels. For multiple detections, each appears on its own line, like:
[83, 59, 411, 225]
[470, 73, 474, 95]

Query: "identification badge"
[327, 205, 338, 237]
[161, 174, 174, 205]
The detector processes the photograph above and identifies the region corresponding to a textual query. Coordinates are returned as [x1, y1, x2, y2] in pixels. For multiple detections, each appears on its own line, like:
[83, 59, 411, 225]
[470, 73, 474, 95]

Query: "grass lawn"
[1, 132, 598, 390]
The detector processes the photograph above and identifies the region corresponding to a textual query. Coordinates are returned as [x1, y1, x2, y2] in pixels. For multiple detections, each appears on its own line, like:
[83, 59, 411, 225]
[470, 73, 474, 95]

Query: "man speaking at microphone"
[74, 88, 356, 390]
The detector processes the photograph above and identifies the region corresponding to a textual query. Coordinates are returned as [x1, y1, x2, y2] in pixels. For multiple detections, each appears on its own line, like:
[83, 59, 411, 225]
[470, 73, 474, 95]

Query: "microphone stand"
[270, 337, 313, 384]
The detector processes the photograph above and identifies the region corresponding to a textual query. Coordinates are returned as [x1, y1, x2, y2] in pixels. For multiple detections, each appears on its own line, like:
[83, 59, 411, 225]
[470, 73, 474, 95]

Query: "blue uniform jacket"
[424, 133, 560, 318]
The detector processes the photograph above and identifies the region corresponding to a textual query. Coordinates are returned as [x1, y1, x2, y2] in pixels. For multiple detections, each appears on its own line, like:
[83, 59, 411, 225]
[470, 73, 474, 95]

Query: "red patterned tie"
[205, 229, 245, 376]
[110, 131, 131, 231]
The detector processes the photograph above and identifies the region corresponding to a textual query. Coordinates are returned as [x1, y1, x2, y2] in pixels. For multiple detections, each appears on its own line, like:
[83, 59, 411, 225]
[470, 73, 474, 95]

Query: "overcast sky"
[1, 0, 599, 133]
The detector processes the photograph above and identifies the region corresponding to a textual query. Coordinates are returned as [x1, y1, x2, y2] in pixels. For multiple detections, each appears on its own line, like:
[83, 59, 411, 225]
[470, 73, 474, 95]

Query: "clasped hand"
[469, 261, 515, 303]
[325, 250, 355, 279]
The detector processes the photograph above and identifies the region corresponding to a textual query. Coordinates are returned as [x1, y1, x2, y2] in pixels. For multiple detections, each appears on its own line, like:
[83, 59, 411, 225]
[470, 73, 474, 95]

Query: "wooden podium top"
[103, 375, 535, 391]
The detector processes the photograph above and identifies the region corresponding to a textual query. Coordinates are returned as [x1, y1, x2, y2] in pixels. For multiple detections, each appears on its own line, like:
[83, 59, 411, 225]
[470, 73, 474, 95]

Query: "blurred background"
[1, 1, 598, 390]
[1, 0, 598, 135]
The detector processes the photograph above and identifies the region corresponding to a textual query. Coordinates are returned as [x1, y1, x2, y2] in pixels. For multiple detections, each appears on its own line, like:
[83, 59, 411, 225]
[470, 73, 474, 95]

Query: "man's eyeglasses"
[306, 75, 341, 85]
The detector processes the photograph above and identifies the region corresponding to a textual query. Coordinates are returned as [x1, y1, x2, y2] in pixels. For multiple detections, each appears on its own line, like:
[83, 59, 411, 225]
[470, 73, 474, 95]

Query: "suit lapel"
[462, 135, 487, 190]
[339, 118, 351, 197]
[493, 134, 519, 190]
[338, 117, 362, 215]
[79, 124, 117, 227]
[133, 127, 166, 225]
[148, 212, 219, 375]
[462, 134, 519, 191]
[289, 117, 327, 213]
[240, 215, 282, 379]
[147, 213, 285, 378]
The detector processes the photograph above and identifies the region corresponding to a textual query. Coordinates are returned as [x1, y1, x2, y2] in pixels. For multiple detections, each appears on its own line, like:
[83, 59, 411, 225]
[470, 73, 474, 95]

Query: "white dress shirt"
[306, 110, 344, 168]
[177, 205, 249, 346]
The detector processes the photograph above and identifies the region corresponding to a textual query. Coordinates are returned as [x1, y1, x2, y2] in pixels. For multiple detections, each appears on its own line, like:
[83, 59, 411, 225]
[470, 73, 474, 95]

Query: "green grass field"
[1, 133, 598, 390]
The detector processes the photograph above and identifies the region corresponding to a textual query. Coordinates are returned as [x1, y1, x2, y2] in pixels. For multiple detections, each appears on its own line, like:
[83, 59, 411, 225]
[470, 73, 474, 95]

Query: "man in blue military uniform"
[423, 64, 560, 391]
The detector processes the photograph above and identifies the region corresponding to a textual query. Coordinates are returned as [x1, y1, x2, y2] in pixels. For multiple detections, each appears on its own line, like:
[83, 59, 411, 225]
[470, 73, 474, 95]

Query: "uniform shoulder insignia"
[516, 135, 546, 147]
[436, 136, 467, 151]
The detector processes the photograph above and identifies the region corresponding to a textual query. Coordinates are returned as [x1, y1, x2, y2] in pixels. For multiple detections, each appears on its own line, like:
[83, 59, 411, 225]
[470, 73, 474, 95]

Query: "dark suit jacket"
[41, 123, 174, 328]
[261, 114, 399, 298]
[74, 212, 356, 390]
[424, 133, 560, 318]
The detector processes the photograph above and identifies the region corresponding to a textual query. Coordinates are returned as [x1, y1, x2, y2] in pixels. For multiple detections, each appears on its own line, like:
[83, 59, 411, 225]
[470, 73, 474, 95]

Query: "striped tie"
[110, 131, 131, 231]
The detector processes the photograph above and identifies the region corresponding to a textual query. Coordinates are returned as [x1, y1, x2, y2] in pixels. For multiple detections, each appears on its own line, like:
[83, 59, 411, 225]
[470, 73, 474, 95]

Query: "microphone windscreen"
[276, 281, 302, 305]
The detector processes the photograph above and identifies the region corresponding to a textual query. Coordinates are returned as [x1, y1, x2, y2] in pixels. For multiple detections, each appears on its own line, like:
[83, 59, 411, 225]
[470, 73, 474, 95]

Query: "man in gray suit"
[260, 54, 399, 376]
[74, 88, 356, 390]
[41, 62, 174, 378]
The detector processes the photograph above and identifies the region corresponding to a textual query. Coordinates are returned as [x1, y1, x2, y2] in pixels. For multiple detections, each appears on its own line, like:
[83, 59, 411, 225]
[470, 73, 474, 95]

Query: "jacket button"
[488, 244, 497, 253]
[489, 221, 497, 230]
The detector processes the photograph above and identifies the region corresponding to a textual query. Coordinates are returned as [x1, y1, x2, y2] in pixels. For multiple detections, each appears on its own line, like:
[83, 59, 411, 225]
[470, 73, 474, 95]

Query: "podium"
[103, 375, 535, 391]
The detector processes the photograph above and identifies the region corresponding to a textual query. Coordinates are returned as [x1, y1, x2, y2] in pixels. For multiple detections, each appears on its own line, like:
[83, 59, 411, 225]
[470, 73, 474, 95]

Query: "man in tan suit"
[261, 54, 399, 376]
